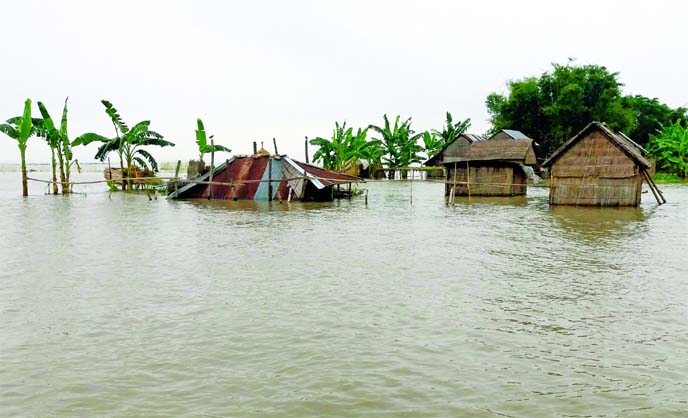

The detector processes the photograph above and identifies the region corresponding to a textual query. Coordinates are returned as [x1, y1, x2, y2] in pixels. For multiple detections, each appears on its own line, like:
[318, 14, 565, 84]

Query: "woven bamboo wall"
[550, 131, 642, 206]
[445, 165, 526, 196]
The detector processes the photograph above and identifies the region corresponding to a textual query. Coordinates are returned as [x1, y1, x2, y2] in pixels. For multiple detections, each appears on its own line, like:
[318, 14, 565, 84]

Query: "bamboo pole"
[268, 157, 273, 202]
[208, 140, 215, 200]
[410, 168, 413, 205]
[451, 162, 457, 206]
[304, 137, 309, 163]
[644, 170, 666, 204]
[642, 170, 664, 205]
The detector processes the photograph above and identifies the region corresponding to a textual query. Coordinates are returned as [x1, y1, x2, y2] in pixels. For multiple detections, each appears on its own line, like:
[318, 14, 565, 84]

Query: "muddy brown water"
[1, 169, 687, 417]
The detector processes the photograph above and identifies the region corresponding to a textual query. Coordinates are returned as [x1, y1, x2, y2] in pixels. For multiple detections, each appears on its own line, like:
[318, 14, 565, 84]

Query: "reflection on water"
[450, 194, 528, 206]
[178, 197, 338, 213]
[1, 174, 687, 417]
[549, 204, 646, 239]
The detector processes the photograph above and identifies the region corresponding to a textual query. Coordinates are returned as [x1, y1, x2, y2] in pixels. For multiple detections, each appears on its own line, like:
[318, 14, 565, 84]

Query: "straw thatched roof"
[542, 122, 651, 168]
[443, 139, 537, 165]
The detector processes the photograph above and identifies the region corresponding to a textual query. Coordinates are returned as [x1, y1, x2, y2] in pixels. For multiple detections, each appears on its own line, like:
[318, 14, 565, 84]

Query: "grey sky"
[1, 0, 686, 163]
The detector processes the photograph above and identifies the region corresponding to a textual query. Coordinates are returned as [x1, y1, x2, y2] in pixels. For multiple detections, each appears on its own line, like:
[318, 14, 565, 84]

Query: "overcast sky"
[1, 0, 686, 164]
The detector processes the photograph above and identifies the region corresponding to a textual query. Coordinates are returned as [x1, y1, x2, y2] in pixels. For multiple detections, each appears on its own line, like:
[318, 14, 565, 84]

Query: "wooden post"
[451, 162, 458, 206]
[466, 160, 471, 201]
[644, 170, 666, 204]
[365, 189, 368, 207]
[268, 157, 273, 201]
[642, 170, 664, 204]
[348, 182, 351, 199]
[410, 168, 413, 205]
[174, 160, 181, 178]
[304, 137, 310, 163]
[208, 140, 214, 200]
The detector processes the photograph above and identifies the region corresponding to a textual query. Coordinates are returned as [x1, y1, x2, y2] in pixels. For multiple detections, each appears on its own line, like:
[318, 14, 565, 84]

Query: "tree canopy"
[486, 63, 687, 158]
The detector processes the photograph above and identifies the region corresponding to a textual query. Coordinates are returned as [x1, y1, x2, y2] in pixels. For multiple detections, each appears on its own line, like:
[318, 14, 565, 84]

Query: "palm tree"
[196, 118, 230, 162]
[0, 99, 34, 196]
[369, 115, 423, 179]
[73, 100, 174, 191]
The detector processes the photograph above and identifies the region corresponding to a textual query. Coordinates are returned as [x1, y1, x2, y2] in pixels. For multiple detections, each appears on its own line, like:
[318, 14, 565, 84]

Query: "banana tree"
[432, 112, 471, 146]
[422, 131, 444, 160]
[196, 118, 230, 162]
[73, 100, 174, 191]
[36, 98, 77, 194]
[647, 119, 688, 178]
[369, 115, 423, 179]
[310, 122, 382, 173]
[0, 99, 34, 196]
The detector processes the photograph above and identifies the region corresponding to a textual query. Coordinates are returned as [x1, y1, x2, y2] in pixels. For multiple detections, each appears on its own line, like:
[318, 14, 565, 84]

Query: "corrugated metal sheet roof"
[501, 129, 530, 140]
[169, 155, 360, 200]
[464, 134, 486, 142]
[294, 160, 361, 187]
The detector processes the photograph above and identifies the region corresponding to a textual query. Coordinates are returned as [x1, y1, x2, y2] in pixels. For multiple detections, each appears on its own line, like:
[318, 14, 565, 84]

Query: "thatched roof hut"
[542, 122, 652, 207]
[444, 139, 537, 197]
[424, 133, 485, 167]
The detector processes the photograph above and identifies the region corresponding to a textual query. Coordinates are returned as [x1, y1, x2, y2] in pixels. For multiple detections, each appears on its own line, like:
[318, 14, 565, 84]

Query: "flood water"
[1, 168, 687, 417]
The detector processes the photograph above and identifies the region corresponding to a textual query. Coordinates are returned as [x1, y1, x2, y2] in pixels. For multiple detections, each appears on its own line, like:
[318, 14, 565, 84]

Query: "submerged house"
[169, 153, 360, 201]
[444, 139, 537, 196]
[424, 133, 485, 167]
[542, 122, 652, 207]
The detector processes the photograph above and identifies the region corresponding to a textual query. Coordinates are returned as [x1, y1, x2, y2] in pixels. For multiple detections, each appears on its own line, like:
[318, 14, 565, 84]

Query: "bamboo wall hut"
[424, 134, 485, 167]
[169, 153, 360, 201]
[542, 122, 652, 207]
[444, 139, 537, 196]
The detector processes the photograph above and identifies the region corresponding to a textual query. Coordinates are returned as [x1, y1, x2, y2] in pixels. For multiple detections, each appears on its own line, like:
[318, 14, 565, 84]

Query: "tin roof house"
[169, 152, 360, 202]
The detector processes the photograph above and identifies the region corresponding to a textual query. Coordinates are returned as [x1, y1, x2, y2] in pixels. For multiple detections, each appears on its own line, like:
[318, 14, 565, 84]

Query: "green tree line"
[486, 62, 687, 159]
